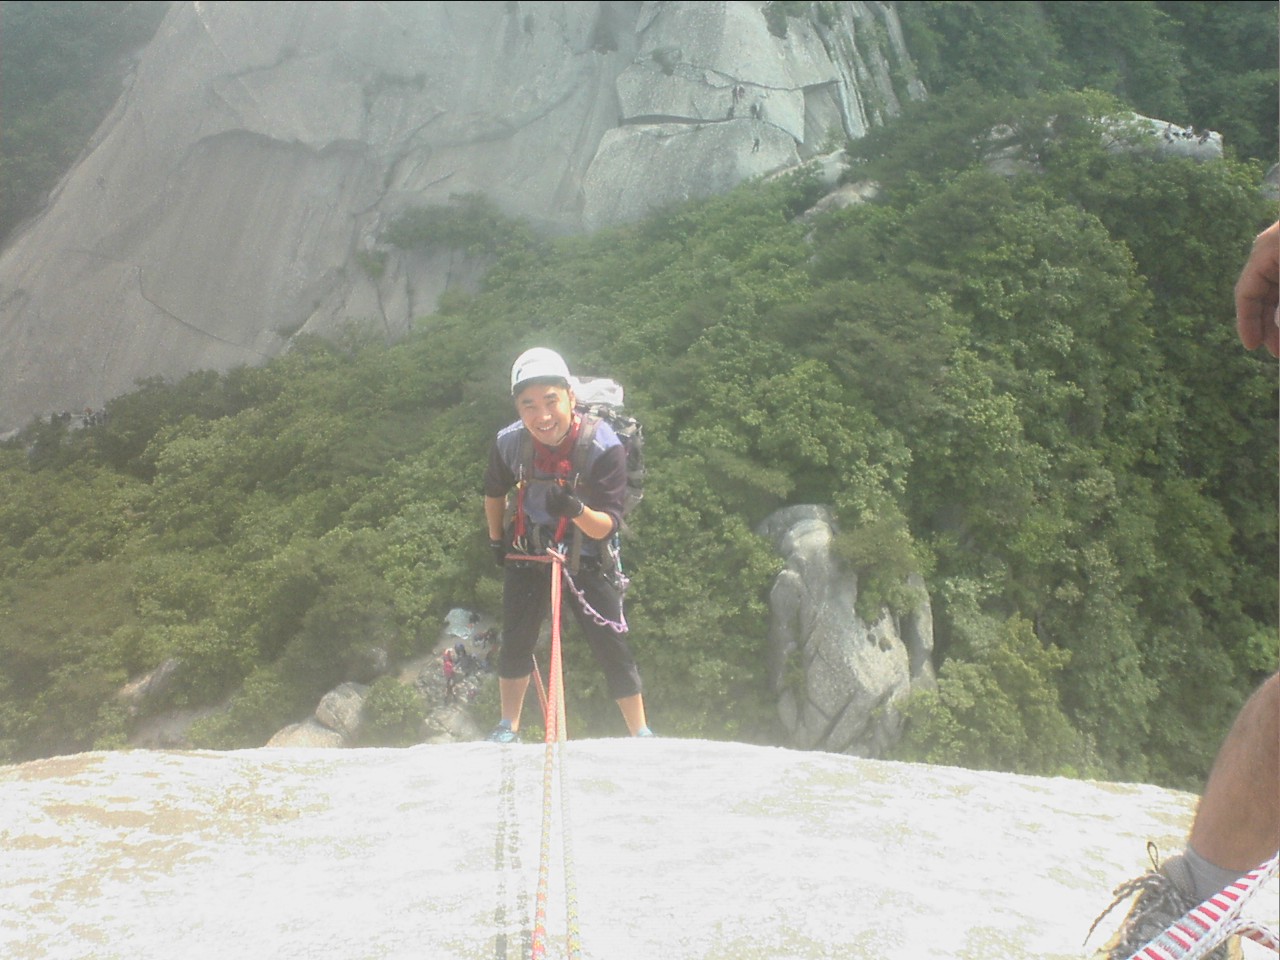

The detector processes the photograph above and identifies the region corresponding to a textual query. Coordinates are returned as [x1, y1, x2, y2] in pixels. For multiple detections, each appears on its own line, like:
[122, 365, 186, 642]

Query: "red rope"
[528, 549, 581, 960]
[531, 655, 548, 719]
[547, 553, 565, 743]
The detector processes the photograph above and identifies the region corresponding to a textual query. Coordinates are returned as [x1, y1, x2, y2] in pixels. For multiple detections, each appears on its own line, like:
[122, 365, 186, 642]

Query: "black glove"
[545, 484, 585, 519]
[490, 539, 507, 568]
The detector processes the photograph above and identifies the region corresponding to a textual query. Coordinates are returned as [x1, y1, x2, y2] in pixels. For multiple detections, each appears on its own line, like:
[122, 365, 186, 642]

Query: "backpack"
[571, 377, 644, 519]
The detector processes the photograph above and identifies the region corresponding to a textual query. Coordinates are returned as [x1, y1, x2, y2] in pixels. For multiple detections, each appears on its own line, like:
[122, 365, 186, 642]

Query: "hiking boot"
[485, 720, 520, 744]
[1088, 845, 1241, 960]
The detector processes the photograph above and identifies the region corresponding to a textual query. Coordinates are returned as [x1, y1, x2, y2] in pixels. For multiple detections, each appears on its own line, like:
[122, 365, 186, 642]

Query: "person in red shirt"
[442, 649, 457, 701]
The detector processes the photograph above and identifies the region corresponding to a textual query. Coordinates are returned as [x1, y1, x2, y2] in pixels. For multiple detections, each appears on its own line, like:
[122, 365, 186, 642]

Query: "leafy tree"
[1156, 0, 1279, 162]
[362, 677, 424, 746]
[0, 39, 1272, 785]
[899, 2, 1067, 98]
[383, 193, 537, 257]
[894, 613, 1096, 776]
[898, 1, 1276, 162]
[1043, 1, 1187, 119]
[0, 1, 169, 241]
[0, 560, 136, 759]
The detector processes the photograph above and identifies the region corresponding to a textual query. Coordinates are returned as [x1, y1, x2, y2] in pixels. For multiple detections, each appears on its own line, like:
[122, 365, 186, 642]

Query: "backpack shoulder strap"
[570, 413, 600, 488]
[506, 429, 537, 547]
[517, 429, 535, 482]
[565, 412, 602, 576]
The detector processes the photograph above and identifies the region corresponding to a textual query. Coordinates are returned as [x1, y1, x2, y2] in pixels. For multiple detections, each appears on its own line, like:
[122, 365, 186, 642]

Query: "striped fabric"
[1124, 854, 1279, 960]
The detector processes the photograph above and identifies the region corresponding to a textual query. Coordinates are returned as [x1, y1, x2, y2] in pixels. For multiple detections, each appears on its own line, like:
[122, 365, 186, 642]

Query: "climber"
[482, 347, 653, 742]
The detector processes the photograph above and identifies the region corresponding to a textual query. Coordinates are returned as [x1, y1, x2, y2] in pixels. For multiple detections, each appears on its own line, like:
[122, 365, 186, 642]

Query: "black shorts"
[497, 560, 643, 700]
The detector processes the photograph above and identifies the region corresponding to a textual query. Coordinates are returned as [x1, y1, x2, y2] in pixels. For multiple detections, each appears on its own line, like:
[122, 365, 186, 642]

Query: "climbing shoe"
[485, 720, 520, 744]
[1087, 845, 1241, 960]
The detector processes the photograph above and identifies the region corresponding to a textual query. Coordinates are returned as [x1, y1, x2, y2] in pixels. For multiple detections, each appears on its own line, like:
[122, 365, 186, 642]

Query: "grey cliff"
[0, 0, 923, 433]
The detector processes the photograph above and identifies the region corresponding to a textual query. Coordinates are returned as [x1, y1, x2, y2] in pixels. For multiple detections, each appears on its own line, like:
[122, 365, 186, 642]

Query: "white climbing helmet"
[510, 347, 573, 395]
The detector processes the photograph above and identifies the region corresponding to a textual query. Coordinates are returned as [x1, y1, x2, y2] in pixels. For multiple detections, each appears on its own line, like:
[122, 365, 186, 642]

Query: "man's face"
[515, 381, 575, 446]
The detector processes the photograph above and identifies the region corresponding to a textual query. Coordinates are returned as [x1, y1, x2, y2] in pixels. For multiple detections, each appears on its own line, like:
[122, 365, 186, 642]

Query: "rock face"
[758, 505, 935, 757]
[0, 0, 924, 433]
[2, 740, 1276, 960]
[114, 656, 183, 718]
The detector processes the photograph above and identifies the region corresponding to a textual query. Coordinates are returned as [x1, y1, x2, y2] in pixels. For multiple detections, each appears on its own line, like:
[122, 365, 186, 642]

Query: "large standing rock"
[313, 682, 369, 742]
[0, 1, 924, 433]
[115, 657, 184, 718]
[757, 505, 935, 757]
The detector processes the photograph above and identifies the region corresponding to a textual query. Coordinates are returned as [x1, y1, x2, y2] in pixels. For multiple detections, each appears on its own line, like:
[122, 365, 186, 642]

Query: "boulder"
[115, 657, 183, 718]
[421, 705, 487, 745]
[1110, 114, 1224, 161]
[265, 681, 368, 747]
[757, 504, 935, 757]
[313, 682, 369, 741]
[265, 719, 345, 749]
[794, 176, 880, 226]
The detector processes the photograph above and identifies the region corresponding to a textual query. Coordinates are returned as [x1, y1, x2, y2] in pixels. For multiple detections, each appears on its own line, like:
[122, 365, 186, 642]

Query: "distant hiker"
[442, 650, 457, 700]
[483, 347, 653, 742]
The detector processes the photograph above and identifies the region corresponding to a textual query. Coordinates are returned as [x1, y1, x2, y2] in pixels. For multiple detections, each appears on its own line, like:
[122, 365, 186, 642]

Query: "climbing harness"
[506, 393, 644, 580]
[508, 415, 582, 569]
[1118, 851, 1279, 960]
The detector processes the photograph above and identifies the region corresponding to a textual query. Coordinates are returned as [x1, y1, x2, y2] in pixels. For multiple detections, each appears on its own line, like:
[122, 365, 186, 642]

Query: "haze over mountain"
[0, 0, 920, 433]
[1, 8, 1274, 954]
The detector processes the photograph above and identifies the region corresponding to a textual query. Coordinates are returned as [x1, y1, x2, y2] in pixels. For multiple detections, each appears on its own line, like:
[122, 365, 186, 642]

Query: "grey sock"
[1185, 845, 1245, 902]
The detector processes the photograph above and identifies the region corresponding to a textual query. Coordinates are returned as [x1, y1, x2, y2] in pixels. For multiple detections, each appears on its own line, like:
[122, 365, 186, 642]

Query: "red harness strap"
[520, 414, 582, 544]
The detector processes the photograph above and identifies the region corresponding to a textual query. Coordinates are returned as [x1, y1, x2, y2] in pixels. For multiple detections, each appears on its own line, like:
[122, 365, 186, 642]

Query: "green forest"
[0, 1, 1276, 789]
